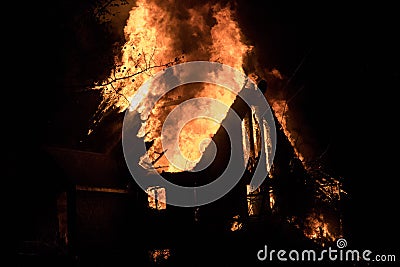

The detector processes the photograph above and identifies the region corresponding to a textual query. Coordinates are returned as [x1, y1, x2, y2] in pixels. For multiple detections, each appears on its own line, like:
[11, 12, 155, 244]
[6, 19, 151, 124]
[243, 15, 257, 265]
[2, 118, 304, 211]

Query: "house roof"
[45, 146, 129, 188]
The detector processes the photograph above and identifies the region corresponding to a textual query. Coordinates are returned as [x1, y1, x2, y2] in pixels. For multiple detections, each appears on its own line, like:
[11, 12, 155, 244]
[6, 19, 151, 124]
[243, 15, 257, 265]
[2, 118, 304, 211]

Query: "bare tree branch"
[97, 58, 181, 88]
[109, 83, 130, 104]
[87, 53, 184, 133]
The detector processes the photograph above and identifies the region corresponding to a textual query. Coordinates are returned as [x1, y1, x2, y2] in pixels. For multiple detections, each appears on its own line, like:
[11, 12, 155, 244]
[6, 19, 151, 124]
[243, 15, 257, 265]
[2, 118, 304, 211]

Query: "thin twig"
[109, 83, 130, 104]
[98, 61, 173, 87]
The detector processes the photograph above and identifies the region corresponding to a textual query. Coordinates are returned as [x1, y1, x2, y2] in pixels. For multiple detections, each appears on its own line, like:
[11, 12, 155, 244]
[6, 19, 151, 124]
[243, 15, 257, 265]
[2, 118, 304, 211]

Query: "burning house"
[17, 74, 345, 266]
[14, 1, 355, 266]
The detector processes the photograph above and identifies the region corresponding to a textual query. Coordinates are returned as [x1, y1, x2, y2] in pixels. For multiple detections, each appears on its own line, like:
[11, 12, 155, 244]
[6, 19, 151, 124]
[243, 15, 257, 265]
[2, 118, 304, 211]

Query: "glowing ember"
[230, 215, 243, 232]
[269, 190, 275, 210]
[149, 249, 170, 263]
[289, 210, 342, 247]
[303, 212, 338, 246]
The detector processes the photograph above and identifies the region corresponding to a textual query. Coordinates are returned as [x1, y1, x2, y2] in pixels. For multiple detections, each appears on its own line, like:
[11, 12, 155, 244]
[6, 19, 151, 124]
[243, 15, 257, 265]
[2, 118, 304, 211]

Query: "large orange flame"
[271, 99, 305, 162]
[88, 1, 344, 246]
[91, 0, 253, 173]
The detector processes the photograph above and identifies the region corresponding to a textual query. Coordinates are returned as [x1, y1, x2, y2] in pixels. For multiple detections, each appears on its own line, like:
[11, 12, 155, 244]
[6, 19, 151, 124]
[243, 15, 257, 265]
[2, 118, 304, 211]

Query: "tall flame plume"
[91, 0, 253, 172]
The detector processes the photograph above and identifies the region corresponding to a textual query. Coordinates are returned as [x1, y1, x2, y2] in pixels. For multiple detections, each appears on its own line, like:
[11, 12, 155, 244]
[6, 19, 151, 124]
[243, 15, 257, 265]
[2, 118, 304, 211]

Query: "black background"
[10, 0, 399, 255]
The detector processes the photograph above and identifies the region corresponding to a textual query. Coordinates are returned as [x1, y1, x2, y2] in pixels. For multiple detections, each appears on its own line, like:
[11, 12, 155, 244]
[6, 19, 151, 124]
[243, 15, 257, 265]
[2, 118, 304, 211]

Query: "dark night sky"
[235, 1, 400, 249]
[11, 0, 399, 252]
[251, 2, 399, 250]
